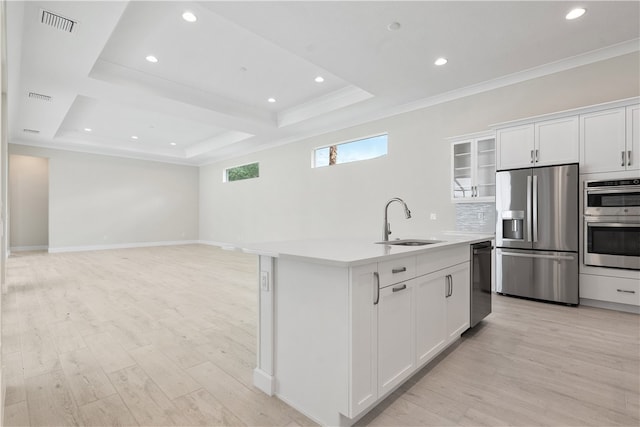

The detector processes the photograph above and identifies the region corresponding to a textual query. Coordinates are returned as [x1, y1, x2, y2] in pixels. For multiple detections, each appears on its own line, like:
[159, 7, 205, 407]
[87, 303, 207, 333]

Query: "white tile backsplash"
[455, 203, 495, 233]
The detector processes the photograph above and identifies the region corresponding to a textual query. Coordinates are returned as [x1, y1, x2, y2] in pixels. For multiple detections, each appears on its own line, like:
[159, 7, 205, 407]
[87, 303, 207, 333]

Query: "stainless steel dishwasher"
[470, 241, 492, 327]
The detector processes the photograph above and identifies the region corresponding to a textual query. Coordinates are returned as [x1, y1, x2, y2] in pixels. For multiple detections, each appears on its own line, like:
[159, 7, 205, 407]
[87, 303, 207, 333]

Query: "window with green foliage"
[313, 133, 388, 168]
[225, 162, 259, 182]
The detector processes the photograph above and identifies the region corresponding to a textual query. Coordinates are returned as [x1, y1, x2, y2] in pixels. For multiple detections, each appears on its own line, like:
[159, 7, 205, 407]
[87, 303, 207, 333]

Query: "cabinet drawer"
[417, 246, 470, 277]
[580, 274, 640, 306]
[378, 256, 416, 287]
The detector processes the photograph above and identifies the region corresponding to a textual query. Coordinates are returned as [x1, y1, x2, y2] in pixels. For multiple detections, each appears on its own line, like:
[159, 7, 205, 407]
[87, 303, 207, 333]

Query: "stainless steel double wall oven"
[584, 178, 640, 270]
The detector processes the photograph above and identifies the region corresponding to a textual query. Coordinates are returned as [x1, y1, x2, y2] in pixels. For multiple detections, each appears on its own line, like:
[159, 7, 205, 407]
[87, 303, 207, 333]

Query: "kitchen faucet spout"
[383, 197, 412, 241]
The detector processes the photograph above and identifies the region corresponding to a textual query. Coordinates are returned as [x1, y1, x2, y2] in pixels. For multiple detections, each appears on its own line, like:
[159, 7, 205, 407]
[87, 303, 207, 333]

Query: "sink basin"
[376, 239, 443, 246]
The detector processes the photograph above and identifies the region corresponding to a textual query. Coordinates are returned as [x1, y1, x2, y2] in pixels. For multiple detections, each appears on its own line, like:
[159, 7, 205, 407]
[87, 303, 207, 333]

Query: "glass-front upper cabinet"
[449, 132, 496, 202]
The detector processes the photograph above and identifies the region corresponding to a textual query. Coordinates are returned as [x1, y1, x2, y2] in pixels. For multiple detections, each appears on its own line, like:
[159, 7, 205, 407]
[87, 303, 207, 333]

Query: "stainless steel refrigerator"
[495, 163, 579, 305]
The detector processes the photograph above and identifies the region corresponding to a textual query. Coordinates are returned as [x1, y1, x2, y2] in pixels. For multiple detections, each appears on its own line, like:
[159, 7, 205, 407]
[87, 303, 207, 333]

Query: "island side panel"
[274, 258, 350, 426]
[254, 255, 275, 395]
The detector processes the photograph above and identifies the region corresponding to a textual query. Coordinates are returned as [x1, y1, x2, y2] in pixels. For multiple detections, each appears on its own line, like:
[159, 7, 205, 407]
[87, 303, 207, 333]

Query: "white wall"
[8, 145, 199, 251]
[200, 52, 640, 245]
[9, 154, 48, 250]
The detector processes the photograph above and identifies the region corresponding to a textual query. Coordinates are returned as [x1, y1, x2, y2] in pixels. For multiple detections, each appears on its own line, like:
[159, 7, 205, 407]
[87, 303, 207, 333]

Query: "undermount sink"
[376, 239, 443, 246]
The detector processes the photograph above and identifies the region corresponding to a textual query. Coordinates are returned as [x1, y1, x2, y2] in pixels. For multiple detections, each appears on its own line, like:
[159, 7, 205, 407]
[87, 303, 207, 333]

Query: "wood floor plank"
[79, 394, 139, 427]
[25, 369, 83, 427]
[128, 345, 201, 400]
[82, 332, 136, 373]
[3, 401, 30, 427]
[59, 348, 117, 406]
[187, 361, 293, 427]
[107, 364, 187, 426]
[172, 388, 246, 426]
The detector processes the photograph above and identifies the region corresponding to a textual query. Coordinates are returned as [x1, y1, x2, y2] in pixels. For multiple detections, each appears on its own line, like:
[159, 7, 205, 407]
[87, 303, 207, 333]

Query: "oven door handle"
[586, 187, 640, 194]
[586, 222, 640, 228]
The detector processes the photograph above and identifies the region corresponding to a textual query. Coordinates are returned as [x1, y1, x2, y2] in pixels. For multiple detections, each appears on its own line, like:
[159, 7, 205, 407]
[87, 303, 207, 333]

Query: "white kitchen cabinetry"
[451, 133, 496, 202]
[496, 124, 534, 170]
[255, 241, 477, 426]
[445, 262, 471, 340]
[496, 117, 579, 170]
[580, 108, 628, 173]
[534, 116, 580, 167]
[580, 274, 640, 307]
[377, 279, 415, 396]
[348, 263, 379, 417]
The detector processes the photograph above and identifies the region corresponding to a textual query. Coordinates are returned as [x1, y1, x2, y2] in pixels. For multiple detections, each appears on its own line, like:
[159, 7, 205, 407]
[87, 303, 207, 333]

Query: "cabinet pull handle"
[628, 151, 632, 167]
[445, 275, 453, 297]
[530, 150, 534, 164]
[373, 272, 380, 305]
[621, 151, 626, 167]
[617, 289, 635, 294]
[535, 149, 539, 163]
[392, 284, 407, 293]
[392, 267, 407, 274]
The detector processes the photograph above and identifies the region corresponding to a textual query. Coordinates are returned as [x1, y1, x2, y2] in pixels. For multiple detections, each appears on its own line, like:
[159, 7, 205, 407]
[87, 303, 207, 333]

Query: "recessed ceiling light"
[145, 55, 158, 63]
[565, 8, 586, 20]
[182, 11, 197, 22]
[84, 128, 92, 132]
[131, 135, 139, 140]
[387, 22, 401, 31]
[268, 97, 276, 103]
[434, 57, 448, 66]
[314, 76, 325, 83]
[170, 142, 177, 146]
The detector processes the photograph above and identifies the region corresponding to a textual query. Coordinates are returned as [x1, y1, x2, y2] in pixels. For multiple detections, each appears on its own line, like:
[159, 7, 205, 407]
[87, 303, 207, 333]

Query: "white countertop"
[241, 232, 494, 267]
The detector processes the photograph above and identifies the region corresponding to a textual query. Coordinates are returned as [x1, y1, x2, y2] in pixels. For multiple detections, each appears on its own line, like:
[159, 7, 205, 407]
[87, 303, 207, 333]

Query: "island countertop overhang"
[241, 232, 494, 267]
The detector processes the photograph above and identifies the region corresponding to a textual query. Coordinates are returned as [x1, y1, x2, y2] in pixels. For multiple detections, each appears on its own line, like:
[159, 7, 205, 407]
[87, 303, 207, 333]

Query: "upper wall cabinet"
[496, 116, 579, 170]
[580, 106, 640, 173]
[450, 132, 495, 202]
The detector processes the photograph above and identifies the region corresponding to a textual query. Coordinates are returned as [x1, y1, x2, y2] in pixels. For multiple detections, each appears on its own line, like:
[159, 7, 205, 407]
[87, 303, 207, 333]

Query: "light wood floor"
[2, 245, 639, 427]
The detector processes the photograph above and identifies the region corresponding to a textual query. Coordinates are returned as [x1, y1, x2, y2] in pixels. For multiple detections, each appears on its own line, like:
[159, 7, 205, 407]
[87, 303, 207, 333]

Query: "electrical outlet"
[260, 271, 270, 291]
[477, 212, 485, 220]
[430, 213, 437, 220]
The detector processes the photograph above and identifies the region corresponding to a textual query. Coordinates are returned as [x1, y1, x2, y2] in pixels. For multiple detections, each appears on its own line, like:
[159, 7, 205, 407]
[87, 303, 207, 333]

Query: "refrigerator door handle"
[500, 251, 576, 261]
[532, 175, 538, 243]
[526, 175, 532, 242]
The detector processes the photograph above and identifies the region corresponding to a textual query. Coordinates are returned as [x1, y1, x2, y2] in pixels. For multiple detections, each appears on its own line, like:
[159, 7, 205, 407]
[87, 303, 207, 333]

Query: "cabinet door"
[452, 140, 473, 200]
[415, 271, 446, 367]
[627, 105, 640, 171]
[446, 263, 471, 342]
[378, 280, 414, 397]
[474, 137, 496, 199]
[496, 124, 534, 170]
[348, 263, 378, 417]
[535, 116, 579, 166]
[580, 108, 626, 173]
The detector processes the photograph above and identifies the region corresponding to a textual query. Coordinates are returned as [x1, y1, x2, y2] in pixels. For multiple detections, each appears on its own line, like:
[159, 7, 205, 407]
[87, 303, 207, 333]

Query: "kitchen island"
[242, 233, 492, 426]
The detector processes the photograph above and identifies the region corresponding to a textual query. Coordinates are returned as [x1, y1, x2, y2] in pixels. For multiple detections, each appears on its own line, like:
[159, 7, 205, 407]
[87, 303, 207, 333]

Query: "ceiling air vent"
[40, 9, 77, 33]
[28, 92, 52, 102]
[23, 129, 41, 134]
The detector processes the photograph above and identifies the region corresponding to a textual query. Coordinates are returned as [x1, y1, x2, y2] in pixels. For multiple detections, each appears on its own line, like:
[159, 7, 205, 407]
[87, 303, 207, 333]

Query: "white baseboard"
[10, 245, 48, 252]
[253, 368, 275, 396]
[48, 240, 199, 254]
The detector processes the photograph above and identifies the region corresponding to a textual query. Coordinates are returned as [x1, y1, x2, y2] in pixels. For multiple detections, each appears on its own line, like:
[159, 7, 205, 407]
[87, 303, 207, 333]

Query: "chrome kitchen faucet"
[382, 197, 411, 241]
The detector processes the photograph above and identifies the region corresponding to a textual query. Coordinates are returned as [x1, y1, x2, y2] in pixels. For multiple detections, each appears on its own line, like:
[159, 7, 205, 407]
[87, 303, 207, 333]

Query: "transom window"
[313, 134, 388, 168]
[224, 162, 259, 182]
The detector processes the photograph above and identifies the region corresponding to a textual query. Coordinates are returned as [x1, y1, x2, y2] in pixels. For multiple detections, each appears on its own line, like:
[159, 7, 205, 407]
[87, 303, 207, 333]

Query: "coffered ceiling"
[6, 1, 640, 165]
